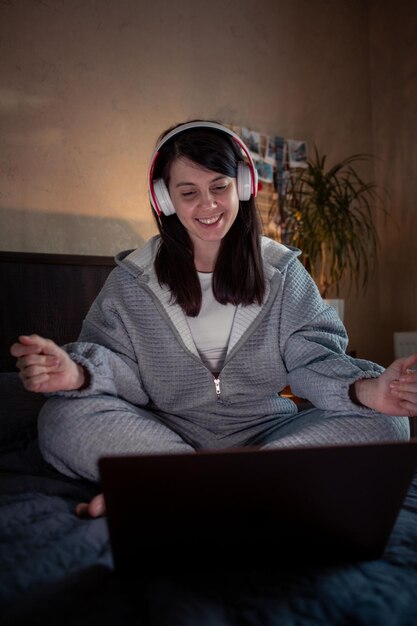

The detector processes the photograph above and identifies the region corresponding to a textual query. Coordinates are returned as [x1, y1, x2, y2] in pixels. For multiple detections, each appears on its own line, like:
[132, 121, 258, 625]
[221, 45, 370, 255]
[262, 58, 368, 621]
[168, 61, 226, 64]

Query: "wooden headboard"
[0, 251, 116, 372]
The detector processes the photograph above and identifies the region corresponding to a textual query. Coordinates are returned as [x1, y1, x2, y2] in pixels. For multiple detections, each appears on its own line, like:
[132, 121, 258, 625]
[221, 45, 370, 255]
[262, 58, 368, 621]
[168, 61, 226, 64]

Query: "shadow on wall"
[0, 207, 153, 255]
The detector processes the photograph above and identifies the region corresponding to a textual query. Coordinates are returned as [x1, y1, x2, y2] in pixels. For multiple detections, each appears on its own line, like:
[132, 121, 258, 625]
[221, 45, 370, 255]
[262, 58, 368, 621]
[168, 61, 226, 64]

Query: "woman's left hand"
[354, 352, 417, 417]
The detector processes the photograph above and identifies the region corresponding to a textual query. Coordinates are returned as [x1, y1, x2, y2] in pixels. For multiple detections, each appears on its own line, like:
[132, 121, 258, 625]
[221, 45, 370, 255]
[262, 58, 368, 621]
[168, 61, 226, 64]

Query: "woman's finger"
[21, 372, 53, 391]
[10, 341, 42, 358]
[401, 352, 417, 373]
[17, 354, 59, 371]
[11, 335, 61, 359]
[20, 363, 55, 378]
[19, 335, 62, 357]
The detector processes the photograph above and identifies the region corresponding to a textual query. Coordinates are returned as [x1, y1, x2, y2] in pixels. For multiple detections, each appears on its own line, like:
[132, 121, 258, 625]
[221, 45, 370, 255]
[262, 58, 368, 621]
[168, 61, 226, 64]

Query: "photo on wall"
[241, 127, 262, 159]
[255, 159, 274, 183]
[287, 139, 308, 169]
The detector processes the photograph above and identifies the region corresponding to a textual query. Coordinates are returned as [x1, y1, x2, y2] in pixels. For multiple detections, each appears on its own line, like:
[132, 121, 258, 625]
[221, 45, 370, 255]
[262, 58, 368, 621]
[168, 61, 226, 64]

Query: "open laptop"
[99, 440, 417, 575]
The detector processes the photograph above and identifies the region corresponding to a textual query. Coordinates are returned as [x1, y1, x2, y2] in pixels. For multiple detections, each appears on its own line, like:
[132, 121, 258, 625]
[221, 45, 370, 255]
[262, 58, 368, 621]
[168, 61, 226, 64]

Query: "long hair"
[152, 123, 265, 316]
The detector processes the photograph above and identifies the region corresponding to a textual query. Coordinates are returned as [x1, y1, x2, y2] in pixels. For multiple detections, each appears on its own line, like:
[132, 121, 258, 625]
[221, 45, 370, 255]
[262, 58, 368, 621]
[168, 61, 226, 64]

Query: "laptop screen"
[99, 440, 417, 574]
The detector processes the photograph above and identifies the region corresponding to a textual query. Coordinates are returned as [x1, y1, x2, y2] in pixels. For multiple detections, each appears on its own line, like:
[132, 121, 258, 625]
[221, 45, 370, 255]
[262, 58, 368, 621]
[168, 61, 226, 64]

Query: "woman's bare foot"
[75, 493, 105, 518]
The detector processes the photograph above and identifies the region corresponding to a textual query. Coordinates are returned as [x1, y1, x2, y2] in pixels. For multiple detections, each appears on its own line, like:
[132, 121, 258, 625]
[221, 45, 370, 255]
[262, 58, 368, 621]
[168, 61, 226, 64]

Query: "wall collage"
[228, 124, 308, 241]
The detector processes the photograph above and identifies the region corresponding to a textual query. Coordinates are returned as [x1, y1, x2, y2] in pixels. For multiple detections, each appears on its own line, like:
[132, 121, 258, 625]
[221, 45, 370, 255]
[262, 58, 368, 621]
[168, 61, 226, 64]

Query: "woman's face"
[168, 156, 240, 254]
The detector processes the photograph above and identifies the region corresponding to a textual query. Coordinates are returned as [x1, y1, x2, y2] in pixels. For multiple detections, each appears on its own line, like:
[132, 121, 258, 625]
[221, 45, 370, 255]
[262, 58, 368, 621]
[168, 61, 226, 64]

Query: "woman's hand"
[76, 493, 106, 518]
[354, 352, 417, 417]
[10, 334, 86, 393]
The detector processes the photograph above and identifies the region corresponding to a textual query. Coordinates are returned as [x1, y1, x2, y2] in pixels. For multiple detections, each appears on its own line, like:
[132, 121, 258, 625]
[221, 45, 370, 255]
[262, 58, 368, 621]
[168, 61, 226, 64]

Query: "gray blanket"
[2, 373, 417, 625]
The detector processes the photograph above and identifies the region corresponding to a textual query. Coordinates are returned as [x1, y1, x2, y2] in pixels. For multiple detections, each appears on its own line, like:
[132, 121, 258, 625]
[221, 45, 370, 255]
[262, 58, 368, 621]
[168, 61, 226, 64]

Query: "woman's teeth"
[197, 214, 221, 225]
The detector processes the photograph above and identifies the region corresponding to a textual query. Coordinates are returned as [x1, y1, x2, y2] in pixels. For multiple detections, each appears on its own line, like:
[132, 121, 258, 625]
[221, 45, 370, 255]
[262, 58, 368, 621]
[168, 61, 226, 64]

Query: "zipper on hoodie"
[213, 376, 221, 399]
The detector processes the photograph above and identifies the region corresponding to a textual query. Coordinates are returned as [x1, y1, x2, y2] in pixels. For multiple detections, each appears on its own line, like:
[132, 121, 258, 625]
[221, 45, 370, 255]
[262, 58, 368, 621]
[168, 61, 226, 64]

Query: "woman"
[11, 121, 417, 517]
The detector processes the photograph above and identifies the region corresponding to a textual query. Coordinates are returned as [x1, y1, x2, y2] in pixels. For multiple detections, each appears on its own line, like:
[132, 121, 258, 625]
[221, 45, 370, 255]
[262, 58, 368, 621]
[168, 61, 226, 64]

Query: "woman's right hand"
[10, 334, 86, 393]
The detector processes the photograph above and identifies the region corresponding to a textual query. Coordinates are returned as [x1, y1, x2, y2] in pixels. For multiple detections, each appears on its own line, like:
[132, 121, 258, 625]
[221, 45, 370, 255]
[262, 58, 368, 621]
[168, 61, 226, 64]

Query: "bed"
[1, 251, 417, 625]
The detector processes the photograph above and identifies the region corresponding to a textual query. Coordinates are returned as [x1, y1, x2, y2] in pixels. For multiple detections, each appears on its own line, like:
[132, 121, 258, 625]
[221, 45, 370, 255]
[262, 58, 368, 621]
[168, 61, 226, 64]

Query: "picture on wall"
[255, 159, 274, 183]
[265, 136, 277, 165]
[287, 139, 308, 169]
[241, 127, 262, 159]
[229, 122, 309, 236]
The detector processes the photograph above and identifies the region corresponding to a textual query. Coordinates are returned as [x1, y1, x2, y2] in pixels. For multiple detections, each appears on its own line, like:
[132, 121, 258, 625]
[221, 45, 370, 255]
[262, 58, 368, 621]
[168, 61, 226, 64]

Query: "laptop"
[98, 440, 417, 575]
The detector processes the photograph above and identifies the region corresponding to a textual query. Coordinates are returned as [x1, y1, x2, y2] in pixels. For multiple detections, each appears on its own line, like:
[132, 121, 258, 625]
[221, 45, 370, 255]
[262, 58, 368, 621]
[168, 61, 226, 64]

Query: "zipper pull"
[214, 377, 221, 399]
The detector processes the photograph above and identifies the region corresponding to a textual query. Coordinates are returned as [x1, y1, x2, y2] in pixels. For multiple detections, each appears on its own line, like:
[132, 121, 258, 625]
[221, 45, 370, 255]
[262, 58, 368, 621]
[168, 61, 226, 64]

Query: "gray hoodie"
[59, 236, 383, 450]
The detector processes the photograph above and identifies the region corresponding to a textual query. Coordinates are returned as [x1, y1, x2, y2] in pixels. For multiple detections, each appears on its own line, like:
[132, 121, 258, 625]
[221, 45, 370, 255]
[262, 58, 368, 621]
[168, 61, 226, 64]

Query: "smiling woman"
[151, 121, 265, 316]
[168, 157, 240, 271]
[9, 120, 416, 520]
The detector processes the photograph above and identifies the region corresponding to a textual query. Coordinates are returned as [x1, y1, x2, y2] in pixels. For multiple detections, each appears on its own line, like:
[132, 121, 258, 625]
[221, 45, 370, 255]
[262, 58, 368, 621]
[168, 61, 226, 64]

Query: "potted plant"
[268, 147, 385, 319]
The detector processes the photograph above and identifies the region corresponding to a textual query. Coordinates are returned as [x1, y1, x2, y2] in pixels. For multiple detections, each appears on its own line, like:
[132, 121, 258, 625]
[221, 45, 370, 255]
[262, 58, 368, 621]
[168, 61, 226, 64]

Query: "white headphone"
[148, 121, 259, 217]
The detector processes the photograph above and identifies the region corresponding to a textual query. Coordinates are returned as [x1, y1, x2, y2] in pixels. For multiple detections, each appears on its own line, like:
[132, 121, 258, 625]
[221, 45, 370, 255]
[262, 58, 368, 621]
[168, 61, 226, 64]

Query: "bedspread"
[2, 373, 417, 625]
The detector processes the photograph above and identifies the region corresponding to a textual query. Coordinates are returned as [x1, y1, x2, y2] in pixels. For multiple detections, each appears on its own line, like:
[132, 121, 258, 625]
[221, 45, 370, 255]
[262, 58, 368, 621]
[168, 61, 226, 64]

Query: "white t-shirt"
[186, 272, 237, 374]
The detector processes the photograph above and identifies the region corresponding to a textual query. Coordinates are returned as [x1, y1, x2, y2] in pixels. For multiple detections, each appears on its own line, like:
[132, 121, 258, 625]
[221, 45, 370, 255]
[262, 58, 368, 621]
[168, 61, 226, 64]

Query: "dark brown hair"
[152, 123, 265, 316]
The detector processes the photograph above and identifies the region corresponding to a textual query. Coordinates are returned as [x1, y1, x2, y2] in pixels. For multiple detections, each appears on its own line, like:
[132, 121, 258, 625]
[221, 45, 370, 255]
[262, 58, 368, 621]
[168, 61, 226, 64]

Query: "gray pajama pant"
[38, 396, 410, 482]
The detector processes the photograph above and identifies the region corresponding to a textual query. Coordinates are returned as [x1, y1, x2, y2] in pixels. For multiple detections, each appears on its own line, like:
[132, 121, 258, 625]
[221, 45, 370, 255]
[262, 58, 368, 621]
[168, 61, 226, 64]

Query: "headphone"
[147, 121, 259, 217]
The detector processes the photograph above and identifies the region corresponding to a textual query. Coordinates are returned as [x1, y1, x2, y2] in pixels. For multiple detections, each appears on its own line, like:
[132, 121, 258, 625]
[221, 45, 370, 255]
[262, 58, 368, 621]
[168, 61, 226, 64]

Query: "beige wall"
[373, 0, 417, 364]
[0, 0, 372, 254]
[1, 0, 415, 363]
[345, 0, 417, 365]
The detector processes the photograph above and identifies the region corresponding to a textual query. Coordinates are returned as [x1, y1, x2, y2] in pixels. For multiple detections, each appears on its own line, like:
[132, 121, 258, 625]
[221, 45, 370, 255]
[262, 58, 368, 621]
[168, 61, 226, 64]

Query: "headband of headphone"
[148, 121, 259, 217]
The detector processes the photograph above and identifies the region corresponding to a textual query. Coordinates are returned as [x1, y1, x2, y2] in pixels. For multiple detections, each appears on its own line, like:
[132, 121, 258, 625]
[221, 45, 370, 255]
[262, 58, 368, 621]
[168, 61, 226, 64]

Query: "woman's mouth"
[196, 213, 222, 225]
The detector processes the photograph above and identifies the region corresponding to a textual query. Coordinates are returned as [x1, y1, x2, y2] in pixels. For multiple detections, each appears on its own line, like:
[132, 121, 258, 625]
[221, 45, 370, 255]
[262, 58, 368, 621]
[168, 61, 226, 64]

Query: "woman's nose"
[199, 190, 217, 210]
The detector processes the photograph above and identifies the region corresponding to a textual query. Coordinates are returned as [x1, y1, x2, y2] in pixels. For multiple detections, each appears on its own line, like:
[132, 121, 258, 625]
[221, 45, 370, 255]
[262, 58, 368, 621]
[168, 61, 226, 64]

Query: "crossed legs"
[38, 396, 194, 482]
[258, 407, 410, 449]
[39, 396, 410, 483]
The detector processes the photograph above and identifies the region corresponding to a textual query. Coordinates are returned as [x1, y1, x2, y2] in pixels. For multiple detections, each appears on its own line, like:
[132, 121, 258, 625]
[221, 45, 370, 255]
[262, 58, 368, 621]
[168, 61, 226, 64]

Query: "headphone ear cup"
[237, 162, 252, 201]
[153, 179, 176, 216]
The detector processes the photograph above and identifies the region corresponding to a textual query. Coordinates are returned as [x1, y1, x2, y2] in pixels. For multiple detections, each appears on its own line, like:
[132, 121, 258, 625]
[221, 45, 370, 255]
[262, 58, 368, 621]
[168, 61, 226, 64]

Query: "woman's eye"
[181, 190, 196, 198]
[212, 185, 228, 193]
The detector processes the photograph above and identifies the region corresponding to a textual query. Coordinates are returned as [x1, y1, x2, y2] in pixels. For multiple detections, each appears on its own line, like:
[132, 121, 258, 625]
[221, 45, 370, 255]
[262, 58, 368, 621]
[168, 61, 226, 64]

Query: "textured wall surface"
[346, 0, 417, 364]
[0, 0, 371, 255]
[1, 0, 415, 363]
[371, 0, 417, 363]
